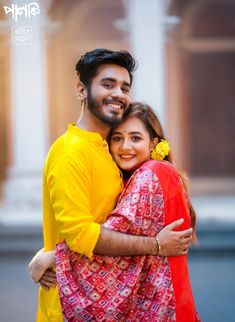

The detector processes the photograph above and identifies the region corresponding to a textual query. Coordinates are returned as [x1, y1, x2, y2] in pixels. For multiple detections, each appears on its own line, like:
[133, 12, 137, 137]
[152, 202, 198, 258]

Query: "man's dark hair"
[75, 48, 137, 87]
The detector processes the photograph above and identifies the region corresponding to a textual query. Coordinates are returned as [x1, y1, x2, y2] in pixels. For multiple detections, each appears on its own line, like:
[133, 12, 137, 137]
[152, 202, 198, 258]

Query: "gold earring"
[77, 100, 84, 123]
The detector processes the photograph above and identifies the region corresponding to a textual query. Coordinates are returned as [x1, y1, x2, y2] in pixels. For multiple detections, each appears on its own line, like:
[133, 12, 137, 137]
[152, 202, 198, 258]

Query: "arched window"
[166, 0, 235, 193]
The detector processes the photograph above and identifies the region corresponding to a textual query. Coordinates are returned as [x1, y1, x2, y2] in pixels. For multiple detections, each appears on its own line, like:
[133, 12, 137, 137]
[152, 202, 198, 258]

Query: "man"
[30, 49, 192, 322]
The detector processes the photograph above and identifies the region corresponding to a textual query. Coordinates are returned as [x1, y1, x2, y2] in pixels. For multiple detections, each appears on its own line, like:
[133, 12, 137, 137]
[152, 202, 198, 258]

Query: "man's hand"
[28, 249, 56, 283]
[39, 268, 57, 291]
[156, 219, 192, 256]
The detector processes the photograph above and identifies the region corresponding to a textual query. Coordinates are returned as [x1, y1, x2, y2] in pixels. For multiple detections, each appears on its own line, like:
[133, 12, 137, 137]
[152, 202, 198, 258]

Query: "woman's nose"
[120, 139, 131, 150]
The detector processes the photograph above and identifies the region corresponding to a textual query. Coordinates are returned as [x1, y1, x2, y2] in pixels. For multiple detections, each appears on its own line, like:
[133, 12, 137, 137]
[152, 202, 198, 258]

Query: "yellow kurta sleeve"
[38, 125, 123, 322]
[48, 150, 100, 258]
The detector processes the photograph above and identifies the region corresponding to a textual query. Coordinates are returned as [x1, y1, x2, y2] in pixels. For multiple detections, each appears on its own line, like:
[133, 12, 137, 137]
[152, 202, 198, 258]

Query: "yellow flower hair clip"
[151, 139, 170, 161]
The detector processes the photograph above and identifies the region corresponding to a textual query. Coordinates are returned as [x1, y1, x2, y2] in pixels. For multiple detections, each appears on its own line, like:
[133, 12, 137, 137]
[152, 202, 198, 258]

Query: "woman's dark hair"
[109, 102, 197, 241]
[75, 48, 137, 87]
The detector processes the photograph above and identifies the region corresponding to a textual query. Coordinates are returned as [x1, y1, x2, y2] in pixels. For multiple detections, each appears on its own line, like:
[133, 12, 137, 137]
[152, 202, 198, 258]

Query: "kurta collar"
[68, 123, 108, 146]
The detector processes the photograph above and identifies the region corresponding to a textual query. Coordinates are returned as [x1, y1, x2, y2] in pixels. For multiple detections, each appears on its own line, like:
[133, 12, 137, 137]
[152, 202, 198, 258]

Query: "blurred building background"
[0, 0, 234, 322]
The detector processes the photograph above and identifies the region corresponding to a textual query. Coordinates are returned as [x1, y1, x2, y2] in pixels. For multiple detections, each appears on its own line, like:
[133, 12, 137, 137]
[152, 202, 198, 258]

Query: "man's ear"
[77, 81, 88, 100]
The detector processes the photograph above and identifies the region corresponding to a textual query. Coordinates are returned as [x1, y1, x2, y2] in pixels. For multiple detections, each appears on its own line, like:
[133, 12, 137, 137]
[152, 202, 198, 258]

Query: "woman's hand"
[39, 268, 57, 290]
[28, 248, 56, 283]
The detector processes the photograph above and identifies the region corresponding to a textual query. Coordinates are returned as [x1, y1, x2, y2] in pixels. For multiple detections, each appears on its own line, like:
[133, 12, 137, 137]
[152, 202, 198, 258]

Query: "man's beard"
[87, 90, 126, 127]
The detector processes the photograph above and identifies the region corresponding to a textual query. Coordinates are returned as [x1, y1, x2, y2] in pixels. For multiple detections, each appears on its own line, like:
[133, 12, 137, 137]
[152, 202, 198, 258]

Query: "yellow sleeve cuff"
[69, 222, 101, 259]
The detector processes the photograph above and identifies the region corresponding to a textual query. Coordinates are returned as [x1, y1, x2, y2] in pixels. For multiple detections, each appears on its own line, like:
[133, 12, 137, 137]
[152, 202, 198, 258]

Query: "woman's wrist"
[155, 236, 162, 256]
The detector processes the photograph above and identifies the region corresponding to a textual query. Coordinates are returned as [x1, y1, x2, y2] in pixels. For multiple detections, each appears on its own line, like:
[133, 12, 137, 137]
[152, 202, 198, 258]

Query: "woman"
[30, 102, 200, 321]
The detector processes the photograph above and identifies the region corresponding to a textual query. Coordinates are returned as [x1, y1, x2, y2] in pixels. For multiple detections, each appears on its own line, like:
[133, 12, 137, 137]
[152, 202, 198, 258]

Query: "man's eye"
[103, 83, 112, 89]
[122, 87, 130, 94]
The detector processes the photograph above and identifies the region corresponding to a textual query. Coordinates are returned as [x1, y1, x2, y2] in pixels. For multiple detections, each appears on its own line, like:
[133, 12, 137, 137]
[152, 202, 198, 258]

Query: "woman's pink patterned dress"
[56, 160, 200, 322]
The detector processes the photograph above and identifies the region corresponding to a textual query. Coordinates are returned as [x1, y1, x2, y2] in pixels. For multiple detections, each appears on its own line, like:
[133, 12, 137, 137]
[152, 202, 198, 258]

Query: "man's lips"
[106, 103, 122, 111]
[104, 99, 126, 109]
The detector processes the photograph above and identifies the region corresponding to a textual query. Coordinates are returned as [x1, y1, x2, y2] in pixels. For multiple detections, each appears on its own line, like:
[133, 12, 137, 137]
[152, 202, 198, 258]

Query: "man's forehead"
[95, 64, 131, 84]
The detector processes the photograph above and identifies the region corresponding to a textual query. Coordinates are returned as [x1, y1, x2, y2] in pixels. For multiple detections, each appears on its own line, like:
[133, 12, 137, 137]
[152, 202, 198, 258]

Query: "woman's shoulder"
[126, 161, 159, 186]
[128, 160, 179, 187]
[140, 160, 183, 197]
[140, 159, 178, 176]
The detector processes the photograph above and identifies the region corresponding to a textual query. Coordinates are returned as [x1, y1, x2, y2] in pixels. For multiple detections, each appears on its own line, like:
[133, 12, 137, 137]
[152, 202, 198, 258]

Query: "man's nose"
[111, 87, 124, 100]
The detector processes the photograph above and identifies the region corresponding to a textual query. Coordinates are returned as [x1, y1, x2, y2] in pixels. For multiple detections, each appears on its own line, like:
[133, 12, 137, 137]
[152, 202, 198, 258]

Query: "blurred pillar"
[124, 0, 167, 127]
[0, 0, 48, 225]
[0, 16, 10, 200]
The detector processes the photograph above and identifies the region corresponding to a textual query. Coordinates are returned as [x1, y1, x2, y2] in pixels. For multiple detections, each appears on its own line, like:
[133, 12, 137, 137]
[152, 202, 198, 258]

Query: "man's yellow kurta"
[37, 124, 122, 321]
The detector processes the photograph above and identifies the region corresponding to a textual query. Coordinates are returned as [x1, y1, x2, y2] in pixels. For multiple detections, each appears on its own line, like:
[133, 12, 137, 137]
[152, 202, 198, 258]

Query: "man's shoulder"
[45, 131, 91, 172]
[48, 129, 90, 156]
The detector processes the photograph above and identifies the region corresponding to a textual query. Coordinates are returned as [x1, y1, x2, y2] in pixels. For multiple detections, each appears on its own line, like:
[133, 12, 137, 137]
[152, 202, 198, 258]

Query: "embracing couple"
[29, 48, 200, 322]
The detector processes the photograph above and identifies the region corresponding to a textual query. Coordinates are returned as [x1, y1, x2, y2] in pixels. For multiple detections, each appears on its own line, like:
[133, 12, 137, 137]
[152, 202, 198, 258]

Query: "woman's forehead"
[113, 117, 147, 134]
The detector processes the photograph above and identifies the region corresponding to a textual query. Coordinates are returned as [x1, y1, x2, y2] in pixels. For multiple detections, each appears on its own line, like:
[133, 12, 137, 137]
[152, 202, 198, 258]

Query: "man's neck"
[77, 111, 110, 140]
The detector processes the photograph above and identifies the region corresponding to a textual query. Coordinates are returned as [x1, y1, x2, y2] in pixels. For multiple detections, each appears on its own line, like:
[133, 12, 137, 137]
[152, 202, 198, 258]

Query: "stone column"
[0, 0, 48, 225]
[124, 0, 168, 126]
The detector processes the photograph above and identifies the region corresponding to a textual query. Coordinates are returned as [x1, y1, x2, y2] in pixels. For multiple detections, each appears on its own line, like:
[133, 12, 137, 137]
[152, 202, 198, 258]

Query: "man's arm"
[28, 218, 191, 285]
[94, 219, 192, 257]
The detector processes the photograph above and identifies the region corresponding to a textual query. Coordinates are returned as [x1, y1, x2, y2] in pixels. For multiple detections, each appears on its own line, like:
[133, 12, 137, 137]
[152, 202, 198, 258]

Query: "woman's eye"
[132, 136, 141, 142]
[111, 136, 121, 142]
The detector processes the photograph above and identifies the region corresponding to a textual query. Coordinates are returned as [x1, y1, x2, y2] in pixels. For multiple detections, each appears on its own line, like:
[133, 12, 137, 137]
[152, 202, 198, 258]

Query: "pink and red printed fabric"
[56, 160, 200, 322]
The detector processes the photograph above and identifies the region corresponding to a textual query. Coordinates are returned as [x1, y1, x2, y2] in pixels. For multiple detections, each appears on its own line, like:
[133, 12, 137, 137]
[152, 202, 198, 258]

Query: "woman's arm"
[39, 268, 57, 290]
